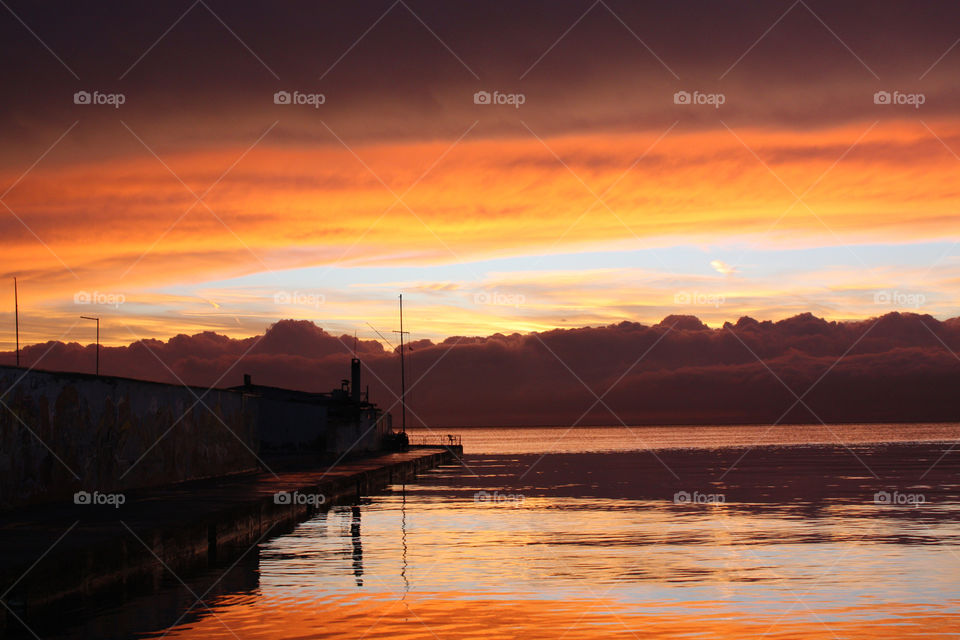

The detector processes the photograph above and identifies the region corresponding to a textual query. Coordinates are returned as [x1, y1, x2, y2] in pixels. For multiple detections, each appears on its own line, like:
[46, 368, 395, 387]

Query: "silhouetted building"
[228, 360, 391, 454]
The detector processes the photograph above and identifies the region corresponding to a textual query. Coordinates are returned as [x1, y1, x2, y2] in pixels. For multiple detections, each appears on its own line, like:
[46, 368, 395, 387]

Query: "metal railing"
[409, 434, 462, 447]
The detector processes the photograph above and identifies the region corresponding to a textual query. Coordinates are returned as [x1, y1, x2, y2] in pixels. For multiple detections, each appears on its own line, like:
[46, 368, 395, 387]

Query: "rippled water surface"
[57, 425, 960, 639]
[408, 422, 960, 453]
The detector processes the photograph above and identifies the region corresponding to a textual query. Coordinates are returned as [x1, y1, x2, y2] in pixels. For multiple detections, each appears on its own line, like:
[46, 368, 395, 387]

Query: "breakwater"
[0, 446, 461, 635]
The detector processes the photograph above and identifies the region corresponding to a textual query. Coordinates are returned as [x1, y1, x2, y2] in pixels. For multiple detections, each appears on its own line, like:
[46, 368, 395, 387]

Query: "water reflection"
[135, 596, 960, 639]
[401, 482, 409, 596]
[45, 435, 960, 639]
[351, 505, 363, 587]
[41, 548, 262, 640]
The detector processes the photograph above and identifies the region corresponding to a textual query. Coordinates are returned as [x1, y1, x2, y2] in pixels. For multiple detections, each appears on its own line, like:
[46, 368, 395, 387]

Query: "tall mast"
[13, 277, 19, 367]
[399, 293, 406, 434]
[391, 294, 410, 434]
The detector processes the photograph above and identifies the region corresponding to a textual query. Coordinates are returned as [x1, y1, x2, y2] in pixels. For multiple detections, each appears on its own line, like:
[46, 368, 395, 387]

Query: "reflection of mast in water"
[401, 482, 409, 596]
[351, 505, 363, 587]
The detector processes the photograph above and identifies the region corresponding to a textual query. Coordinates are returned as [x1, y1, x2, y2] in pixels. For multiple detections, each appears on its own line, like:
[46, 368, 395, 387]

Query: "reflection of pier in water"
[350, 487, 409, 594]
[40, 548, 262, 639]
[401, 482, 409, 595]
[351, 504, 363, 587]
[43, 495, 404, 638]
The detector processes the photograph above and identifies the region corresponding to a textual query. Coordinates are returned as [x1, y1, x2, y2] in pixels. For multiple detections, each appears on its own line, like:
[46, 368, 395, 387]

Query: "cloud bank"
[3, 312, 958, 427]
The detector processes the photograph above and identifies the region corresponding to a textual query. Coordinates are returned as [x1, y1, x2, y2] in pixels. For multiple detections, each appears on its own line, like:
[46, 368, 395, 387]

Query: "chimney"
[351, 358, 361, 404]
[243, 373, 251, 386]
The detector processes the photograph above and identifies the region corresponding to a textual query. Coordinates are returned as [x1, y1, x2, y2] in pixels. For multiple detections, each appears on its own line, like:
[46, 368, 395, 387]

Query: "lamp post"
[13, 277, 19, 367]
[80, 315, 99, 375]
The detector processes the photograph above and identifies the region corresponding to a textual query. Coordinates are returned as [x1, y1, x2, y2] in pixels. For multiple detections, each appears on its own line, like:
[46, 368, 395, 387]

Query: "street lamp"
[13, 277, 19, 367]
[80, 316, 99, 375]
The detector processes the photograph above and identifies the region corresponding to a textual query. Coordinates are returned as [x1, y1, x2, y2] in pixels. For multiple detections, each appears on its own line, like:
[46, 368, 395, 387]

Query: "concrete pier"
[0, 447, 462, 634]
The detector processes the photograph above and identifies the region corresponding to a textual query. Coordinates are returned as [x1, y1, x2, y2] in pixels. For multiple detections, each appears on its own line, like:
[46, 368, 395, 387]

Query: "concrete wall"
[327, 410, 393, 456]
[0, 366, 259, 511]
[252, 395, 391, 455]
[254, 396, 328, 450]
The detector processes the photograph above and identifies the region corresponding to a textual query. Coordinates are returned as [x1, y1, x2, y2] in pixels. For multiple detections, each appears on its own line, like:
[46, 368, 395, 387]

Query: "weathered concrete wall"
[0, 366, 259, 511]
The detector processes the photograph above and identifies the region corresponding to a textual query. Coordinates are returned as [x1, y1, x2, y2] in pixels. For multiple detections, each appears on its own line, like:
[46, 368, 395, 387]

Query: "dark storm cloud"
[4, 312, 959, 426]
[2, 0, 960, 163]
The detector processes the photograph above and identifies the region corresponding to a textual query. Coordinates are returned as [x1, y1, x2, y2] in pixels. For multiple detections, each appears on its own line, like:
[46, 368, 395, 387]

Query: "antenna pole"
[13, 277, 19, 367]
[390, 295, 411, 434]
[399, 294, 406, 434]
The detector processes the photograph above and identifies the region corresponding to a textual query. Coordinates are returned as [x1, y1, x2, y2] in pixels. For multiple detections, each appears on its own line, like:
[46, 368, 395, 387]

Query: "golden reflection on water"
[54, 431, 960, 640]
[161, 593, 960, 639]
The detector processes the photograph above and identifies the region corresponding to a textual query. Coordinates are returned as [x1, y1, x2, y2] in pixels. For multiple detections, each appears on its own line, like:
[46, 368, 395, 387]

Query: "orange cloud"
[3, 117, 960, 344]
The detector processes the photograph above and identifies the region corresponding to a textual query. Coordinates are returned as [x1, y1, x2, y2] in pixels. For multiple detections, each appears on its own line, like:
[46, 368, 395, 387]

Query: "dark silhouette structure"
[230, 358, 391, 454]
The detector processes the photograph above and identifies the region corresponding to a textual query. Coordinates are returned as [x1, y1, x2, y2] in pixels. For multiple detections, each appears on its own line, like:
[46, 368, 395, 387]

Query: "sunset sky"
[2, 0, 959, 347]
